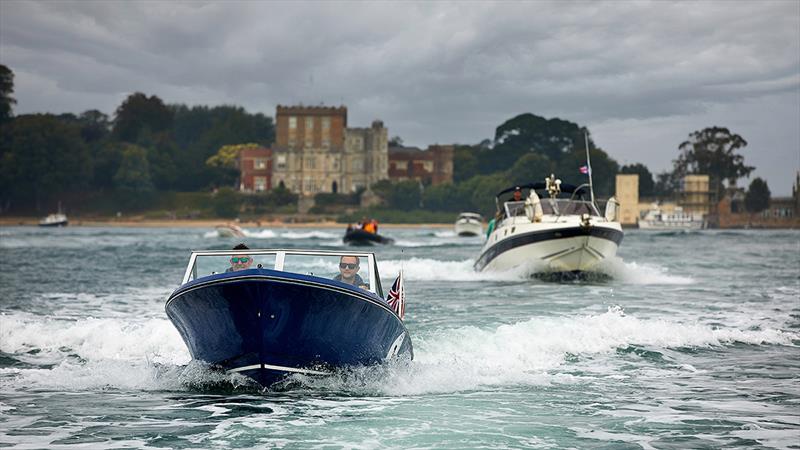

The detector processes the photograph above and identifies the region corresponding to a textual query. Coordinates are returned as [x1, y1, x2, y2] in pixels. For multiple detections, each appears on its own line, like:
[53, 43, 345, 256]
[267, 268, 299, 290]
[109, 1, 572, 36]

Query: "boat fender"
[524, 191, 543, 222]
[605, 196, 620, 222]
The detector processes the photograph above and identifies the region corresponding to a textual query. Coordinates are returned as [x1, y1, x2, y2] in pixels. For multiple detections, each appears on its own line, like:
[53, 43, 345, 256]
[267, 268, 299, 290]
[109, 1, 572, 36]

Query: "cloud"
[1, 0, 798, 193]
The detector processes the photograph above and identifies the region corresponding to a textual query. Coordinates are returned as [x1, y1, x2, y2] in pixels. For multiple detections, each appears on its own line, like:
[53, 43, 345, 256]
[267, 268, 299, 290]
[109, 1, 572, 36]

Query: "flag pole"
[584, 131, 596, 206]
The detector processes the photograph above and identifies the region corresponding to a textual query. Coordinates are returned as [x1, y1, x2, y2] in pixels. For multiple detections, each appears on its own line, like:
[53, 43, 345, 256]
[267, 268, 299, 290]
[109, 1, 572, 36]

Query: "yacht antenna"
[584, 131, 596, 206]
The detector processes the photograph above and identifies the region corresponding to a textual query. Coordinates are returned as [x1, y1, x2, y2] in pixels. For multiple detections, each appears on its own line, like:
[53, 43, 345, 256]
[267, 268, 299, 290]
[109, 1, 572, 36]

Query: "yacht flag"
[387, 271, 405, 319]
[579, 165, 590, 175]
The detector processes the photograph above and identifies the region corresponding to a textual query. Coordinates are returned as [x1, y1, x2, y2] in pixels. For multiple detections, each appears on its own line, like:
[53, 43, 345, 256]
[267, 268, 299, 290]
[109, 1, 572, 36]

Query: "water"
[1, 226, 798, 448]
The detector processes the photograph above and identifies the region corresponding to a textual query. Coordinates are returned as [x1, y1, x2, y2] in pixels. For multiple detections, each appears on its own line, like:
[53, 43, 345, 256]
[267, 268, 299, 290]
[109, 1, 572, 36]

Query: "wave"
[379, 257, 693, 285]
[1, 307, 795, 393]
[289, 307, 799, 395]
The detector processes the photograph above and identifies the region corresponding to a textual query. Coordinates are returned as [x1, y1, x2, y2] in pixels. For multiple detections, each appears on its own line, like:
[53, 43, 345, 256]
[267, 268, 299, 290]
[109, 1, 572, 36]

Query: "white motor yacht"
[638, 206, 705, 230]
[474, 175, 623, 275]
[454, 212, 483, 237]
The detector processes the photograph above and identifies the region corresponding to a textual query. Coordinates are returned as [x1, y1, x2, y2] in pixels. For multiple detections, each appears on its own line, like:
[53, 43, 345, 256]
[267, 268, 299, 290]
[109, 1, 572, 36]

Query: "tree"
[113, 144, 154, 209]
[453, 145, 480, 182]
[653, 171, 679, 199]
[113, 93, 173, 142]
[388, 135, 403, 147]
[0, 114, 91, 209]
[674, 127, 754, 199]
[0, 64, 15, 124]
[212, 187, 241, 218]
[507, 153, 553, 186]
[745, 177, 770, 213]
[620, 163, 655, 197]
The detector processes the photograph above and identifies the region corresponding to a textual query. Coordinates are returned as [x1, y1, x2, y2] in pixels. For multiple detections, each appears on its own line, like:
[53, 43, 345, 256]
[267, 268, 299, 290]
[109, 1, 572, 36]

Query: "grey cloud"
[1, 0, 797, 193]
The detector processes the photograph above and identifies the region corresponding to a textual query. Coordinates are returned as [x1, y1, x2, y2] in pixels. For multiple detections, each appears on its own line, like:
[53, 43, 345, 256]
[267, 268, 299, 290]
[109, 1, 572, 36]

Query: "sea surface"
[0, 226, 798, 449]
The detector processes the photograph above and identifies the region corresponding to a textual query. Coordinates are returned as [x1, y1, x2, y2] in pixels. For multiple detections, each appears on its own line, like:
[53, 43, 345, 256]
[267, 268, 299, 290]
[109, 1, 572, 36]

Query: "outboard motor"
[525, 190, 543, 222]
[605, 196, 620, 222]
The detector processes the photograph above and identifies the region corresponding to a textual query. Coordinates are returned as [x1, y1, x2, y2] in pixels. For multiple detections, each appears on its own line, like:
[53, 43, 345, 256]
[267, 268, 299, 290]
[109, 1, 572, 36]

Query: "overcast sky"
[1, 0, 798, 194]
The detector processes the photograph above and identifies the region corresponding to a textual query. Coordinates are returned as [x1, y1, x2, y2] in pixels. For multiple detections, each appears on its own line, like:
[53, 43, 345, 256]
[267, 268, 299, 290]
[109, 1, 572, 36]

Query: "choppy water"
[1, 226, 798, 449]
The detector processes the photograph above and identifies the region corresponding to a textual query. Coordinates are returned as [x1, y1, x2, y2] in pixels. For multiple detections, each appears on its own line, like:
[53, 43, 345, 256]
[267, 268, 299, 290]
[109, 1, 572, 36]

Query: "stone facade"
[388, 145, 454, 185]
[343, 121, 389, 193]
[615, 174, 639, 226]
[271, 105, 388, 196]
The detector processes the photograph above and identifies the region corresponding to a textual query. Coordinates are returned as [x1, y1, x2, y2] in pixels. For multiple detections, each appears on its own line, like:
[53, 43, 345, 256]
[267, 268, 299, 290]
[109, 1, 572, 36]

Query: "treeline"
[0, 64, 274, 212]
[358, 113, 625, 218]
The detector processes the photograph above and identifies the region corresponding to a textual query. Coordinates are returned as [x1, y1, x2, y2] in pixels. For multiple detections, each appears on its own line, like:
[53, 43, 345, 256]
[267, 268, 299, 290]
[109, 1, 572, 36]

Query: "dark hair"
[233, 243, 249, 250]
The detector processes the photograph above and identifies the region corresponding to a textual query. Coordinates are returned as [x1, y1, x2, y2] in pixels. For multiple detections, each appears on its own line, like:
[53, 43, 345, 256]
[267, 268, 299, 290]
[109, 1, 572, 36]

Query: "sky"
[1, 0, 798, 194]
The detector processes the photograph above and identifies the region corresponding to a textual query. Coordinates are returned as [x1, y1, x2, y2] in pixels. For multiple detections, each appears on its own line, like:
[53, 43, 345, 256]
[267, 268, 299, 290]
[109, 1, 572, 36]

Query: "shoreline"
[0, 217, 453, 229]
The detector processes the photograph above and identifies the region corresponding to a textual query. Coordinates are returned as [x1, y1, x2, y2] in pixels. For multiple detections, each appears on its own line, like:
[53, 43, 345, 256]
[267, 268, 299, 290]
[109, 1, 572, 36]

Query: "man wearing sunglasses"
[226, 243, 253, 272]
[333, 255, 368, 289]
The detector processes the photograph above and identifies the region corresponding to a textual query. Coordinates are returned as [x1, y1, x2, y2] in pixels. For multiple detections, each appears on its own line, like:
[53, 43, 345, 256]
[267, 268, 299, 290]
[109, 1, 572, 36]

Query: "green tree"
[620, 163, 655, 197]
[453, 145, 479, 182]
[114, 144, 154, 209]
[113, 93, 173, 142]
[0, 64, 15, 124]
[507, 153, 553, 186]
[212, 186, 241, 218]
[745, 177, 770, 213]
[0, 114, 91, 209]
[674, 127, 754, 199]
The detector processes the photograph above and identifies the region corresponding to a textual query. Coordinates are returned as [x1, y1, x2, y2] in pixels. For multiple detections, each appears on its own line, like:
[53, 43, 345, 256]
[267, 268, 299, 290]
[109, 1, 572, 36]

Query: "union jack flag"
[387, 272, 405, 319]
[579, 165, 590, 175]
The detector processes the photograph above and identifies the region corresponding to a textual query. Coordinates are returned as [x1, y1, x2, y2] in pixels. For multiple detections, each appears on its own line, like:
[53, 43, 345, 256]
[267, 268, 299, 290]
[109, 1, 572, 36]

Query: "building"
[614, 174, 639, 226]
[388, 145, 454, 185]
[237, 146, 271, 193]
[716, 172, 800, 228]
[679, 174, 711, 215]
[344, 120, 389, 192]
[270, 105, 388, 196]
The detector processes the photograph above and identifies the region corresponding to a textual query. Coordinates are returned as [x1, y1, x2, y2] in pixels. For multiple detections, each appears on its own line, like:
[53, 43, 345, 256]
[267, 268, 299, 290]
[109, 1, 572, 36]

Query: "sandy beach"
[0, 216, 452, 228]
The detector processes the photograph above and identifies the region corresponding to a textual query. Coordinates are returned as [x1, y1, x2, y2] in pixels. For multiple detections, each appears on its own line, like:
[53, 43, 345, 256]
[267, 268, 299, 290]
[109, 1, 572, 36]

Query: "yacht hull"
[343, 229, 394, 246]
[166, 269, 412, 387]
[474, 225, 623, 273]
[454, 222, 483, 237]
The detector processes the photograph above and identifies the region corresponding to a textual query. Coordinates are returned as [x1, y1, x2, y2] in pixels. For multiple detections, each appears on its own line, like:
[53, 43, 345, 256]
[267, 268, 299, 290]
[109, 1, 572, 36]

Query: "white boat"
[215, 223, 246, 238]
[474, 175, 623, 275]
[454, 212, 483, 236]
[38, 213, 68, 227]
[638, 206, 705, 230]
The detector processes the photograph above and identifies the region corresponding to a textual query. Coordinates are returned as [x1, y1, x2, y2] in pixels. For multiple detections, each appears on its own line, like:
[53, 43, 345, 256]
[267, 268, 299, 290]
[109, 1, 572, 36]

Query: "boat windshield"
[503, 199, 601, 217]
[183, 250, 382, 296]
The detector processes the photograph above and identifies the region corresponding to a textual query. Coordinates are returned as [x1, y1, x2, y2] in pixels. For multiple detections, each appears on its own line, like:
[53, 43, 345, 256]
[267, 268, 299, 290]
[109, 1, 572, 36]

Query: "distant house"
[388, 144, 453, 185]
[238, 146, 272, 193]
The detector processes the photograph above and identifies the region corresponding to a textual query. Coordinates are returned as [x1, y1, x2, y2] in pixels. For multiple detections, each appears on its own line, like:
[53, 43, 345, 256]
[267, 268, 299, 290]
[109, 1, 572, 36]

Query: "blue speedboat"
[165, 249, 412, 387]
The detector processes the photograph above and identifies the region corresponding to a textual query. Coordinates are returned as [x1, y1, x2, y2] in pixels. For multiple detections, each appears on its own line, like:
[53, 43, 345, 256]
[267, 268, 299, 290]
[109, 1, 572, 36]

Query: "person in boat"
[226, 243, 253, 272]
[362, 218, 377, 234]
[333, 255, 368, 289]
[507, 187, 523, 203]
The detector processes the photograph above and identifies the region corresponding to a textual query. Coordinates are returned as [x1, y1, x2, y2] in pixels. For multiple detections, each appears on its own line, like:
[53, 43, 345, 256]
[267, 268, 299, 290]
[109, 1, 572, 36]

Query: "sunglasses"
[231, 257, 251, 264]
[339, 262, 358, 269]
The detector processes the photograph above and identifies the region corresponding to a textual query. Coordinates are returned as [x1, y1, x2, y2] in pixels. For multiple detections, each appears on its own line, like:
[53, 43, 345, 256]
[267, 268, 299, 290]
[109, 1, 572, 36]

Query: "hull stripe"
[227, 364, 330, 376]
[475, 226, 623, 271]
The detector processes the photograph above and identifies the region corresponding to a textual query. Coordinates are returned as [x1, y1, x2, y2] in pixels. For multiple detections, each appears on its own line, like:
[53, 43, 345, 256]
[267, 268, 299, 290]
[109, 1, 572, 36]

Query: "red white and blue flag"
[579, 165, 590, 175]
[387, 271, 405, 319]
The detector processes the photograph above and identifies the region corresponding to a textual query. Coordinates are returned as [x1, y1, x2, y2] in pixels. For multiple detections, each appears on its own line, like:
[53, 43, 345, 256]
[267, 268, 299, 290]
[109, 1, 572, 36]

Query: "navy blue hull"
[343, 230, 394, 246]
[166, 269, 412, 387]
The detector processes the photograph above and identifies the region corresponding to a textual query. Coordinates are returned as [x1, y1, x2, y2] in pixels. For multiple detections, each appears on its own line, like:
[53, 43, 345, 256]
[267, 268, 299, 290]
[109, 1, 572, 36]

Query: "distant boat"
[454, 212, 483, 236]
[39, 202, 68, 227]
[38, 213, 68, 227]
[638, 206, 705, 230]
[343, 229, 394, 246]
[165, 248, 412, 387]
[215, 223, 246, 238]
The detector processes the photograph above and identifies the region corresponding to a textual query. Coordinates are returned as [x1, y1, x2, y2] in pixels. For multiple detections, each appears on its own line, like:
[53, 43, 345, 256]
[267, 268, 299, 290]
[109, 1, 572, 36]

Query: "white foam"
[295, 307, 799, 395]
[603, 257, 694, 285]
[244, 229, 277, 239]
[279, 231, 339, 239]
[4, 307, 794, 394]
[380, 257, 536, 281]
